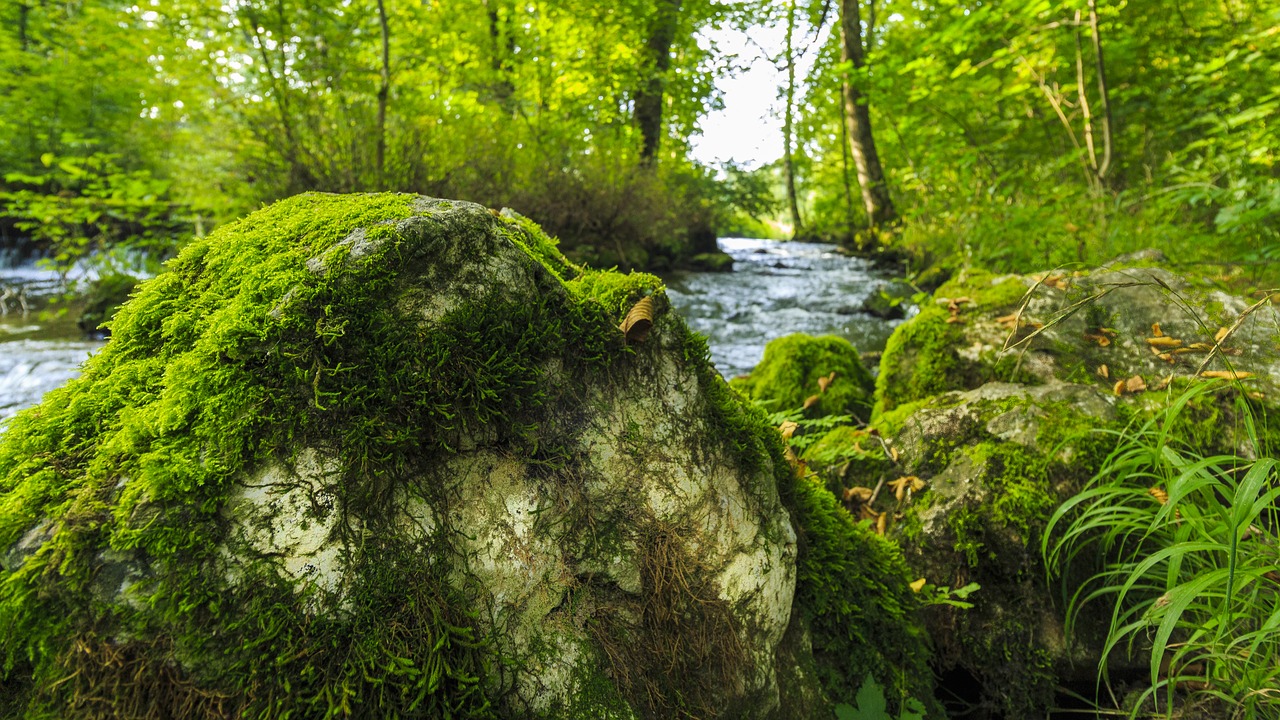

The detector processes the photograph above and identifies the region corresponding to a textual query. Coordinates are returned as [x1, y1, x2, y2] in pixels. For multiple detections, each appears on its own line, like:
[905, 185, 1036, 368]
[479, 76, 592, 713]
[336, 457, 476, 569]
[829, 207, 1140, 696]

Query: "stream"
[0, 238, 903, 422]
[665, 237, 906, 379]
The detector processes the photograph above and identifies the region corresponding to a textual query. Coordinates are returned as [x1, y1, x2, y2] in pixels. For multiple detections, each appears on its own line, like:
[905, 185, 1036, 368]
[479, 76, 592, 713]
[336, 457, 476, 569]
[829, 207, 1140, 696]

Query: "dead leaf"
[996, 312, 1020, 328]
[1151, 322, 1164, 338]
[1157, 352, 1174, 364]
[1084, 333, 1112, 347]
[1148, 487, 1169, 505]
[1249, 391, 1266, 400]
[859, 505, 878, 522]
[1188, 342, 1214, 351]
[1125, 375, 1147, 393]
[1201, 370, 1255, 380]
[1215, 327, 1230, 343]
[889, 446, 900, 463]
[945, 315, 965, 324]
[620, 296, 655, 343]
[779, 421, 799, 441]
[1113, 379, 1126, 396]
[1152, 375, 1172, 391]
[951, 296, 973, 305]
[910, 477, 926, 492]
[843, 486, 874, 504]
[909, 578, 927, 593]
[1147, 337, 1183, 348]
[803, 394, 822, 410]
[889, 475, 921, 502]
[1096, 364, 1109, 379]
[875, 512, 887, 536]
[1099, 327, 1118, 337]
[817, 371, 836, 393]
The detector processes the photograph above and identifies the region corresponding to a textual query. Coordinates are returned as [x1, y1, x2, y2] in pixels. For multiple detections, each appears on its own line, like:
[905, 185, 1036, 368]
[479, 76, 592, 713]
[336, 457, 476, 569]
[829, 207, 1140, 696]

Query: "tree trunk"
[783, 0, 804, 238]
[1088, 0, 1114, 181]
[838, 0, 897, 228]
[375, 0, 391, 184]
[484, 0, 516, 106]
[635, 0, 682, 164]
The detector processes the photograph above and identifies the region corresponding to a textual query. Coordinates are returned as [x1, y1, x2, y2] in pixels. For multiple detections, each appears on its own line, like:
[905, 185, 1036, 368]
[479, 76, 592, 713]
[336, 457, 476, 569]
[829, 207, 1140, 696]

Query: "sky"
[688, 22, 828, 170]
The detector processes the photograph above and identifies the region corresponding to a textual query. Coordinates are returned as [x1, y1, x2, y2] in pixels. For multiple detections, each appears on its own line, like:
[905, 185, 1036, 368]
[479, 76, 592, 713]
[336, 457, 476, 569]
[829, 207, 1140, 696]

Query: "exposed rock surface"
[0, 193, 933, 720]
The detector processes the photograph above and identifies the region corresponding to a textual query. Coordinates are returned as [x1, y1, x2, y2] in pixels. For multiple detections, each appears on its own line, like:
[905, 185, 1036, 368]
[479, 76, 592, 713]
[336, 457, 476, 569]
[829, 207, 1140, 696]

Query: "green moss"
[783, 472, 938, 717]
[735, 334, 874, 420]
[933, 269, 1027, 310]
[75, 273, 139, 336]
[873, 306, 965, 417]
[687, 252, 734, 272]
[0, 193, 676, 719]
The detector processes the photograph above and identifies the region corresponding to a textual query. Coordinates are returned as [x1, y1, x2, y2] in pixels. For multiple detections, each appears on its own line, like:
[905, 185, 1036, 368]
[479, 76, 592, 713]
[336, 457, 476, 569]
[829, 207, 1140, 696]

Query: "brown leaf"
[1249, 391, 1266, 400]
[1148, 487, 1169, 505]
[909, 477, 927, 492]
[1084, 333, 1112, 347]
[1113, 379, 1126, 396]
[889, 475, 921, 502]
[945, 315, 966, 324]
[859, 505, 878, 522]
[1147, 337, 1183, 348]
[1215, 326, 1230, 343]
[1151, 322, 1164, 338]
[1125, 375, 1147, 393]
[1152, 375, 1172, 391]
[843, 486, 874, 504]
[778, 420, 799, 441]
[951, 296, 973, 305]
[996, 312, 1020, 328]
[1201, 370, 1255, 380]
[909, 578, 927, 593]
[890, 446, 900, 463]
[875, 512, 887, 536]
[803, 394, 821, 410]
[1096, 364, 1109, 380]
[817, 372, 836, 393]
[1157, 352, 1175, 364]
[620, 296, 655, 343]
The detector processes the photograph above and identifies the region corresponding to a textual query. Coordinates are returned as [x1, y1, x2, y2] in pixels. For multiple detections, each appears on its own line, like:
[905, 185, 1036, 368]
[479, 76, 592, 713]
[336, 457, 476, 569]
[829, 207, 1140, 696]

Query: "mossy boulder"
[0, 193, 935, 719]
[839, 381, 1131, 718]
[687, 251, 734, 272]
[733, 334, 875, 420]
[875, 264, 1280, 419]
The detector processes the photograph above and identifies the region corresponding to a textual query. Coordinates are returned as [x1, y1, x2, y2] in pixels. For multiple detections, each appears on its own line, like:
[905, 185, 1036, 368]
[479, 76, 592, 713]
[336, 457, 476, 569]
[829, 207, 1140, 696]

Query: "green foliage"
[734, 334, 875, 420]
[2, 150, 189, 279]
[833, 676, 926, 720]
[1045, 383, 1280, 718]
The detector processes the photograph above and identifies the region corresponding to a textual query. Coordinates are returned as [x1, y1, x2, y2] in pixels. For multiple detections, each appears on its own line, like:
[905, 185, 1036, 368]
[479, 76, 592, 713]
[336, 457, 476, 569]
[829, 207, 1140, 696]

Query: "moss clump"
[687, 252, 734, 272]
[783, 472, 938, 716]
[873, 270, 1031, 418]
[733, 334, 874, 420]
[0, 193, 675, 719]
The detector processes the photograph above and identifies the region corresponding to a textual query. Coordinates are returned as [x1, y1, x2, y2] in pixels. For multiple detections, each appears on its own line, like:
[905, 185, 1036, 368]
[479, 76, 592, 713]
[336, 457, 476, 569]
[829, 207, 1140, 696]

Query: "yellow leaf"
[1147, 337, 1183, 348]
[778, 421, 799, 441]
[909, 578, 927, 593]
[1201, 370, 1255, 380]
[803, 394, 821, 410]
[1151, 322, 1164, 338]
[1215, 327, 1230, 343]
[1096, 364, 1109, 380]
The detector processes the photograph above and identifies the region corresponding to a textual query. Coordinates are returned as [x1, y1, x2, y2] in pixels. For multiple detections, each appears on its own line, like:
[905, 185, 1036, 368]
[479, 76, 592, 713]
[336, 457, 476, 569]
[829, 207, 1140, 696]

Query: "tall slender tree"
[635, 0, 682, 164]
[838, 0, 896, 229]
[783, 0, 805, 238]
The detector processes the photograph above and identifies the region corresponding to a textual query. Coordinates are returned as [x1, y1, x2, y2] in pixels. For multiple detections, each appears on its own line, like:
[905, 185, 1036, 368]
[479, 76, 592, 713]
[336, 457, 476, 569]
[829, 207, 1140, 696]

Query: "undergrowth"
[1045, 382, 1280, 718]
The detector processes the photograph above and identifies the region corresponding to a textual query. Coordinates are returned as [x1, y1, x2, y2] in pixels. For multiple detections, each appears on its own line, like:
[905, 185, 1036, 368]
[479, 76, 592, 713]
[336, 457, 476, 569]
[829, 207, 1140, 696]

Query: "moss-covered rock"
[848, 382, 1129, 718]
[875, 264, 1280, 419]
[733, 334, 875, 420]
[687, 251, 734, 272]
[0, 193, 936, 720]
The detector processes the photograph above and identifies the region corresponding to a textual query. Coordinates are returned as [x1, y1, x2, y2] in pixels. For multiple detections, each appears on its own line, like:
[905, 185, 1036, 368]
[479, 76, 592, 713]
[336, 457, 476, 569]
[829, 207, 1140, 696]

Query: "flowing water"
[665, 237, 908, 379]
[0, 238, 903, 422]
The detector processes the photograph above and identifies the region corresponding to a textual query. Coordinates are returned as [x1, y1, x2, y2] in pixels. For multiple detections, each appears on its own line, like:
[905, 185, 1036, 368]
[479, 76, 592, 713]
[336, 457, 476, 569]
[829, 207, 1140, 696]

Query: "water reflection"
[665, 238, 905, 379]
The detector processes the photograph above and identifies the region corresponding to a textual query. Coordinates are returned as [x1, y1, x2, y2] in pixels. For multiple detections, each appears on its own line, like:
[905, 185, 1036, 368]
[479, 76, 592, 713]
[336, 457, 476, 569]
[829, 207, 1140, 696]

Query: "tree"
[838, 0, 896, 230]
[635, 0, 683, 164]
[782, 0, 805, 237]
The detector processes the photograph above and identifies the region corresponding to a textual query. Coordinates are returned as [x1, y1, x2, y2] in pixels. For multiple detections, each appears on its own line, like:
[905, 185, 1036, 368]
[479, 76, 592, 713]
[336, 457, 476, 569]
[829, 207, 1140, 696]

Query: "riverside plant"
[1044, 382, 1280, 719]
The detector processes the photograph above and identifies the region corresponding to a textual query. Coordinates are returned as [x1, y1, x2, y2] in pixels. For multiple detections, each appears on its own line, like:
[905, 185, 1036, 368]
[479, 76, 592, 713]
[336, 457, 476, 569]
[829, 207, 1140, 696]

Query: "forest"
[2, 0, 1277, 278]
[0, 0, 1278, 719]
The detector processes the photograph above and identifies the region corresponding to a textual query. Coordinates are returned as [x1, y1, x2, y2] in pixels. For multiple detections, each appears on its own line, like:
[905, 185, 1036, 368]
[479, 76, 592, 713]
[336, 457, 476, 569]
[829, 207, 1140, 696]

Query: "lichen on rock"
[0, 193, 937, 720]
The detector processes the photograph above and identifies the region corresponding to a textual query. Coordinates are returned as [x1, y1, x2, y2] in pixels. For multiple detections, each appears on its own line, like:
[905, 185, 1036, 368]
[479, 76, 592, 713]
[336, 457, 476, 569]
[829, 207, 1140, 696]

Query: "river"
[0, 238, 903, 421]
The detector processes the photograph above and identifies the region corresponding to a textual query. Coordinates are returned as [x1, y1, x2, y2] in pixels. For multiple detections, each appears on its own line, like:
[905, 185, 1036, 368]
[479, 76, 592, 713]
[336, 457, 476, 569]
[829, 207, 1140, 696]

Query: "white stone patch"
[222, 448, 350, 597]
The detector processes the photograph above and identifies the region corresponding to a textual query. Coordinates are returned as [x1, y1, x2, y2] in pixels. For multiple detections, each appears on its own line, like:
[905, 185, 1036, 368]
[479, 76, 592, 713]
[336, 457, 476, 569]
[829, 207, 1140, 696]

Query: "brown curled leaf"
[843, 486, 873, 504]
[1201, 370, 1255, 380]
[803, 394, 821, 410]
[1113, 379, 1126, 396]
[1148, 487, 1169, 505]
[1147, 337, 1183, 348]
[1084, 333, 1111, 347]
[1096, 364, 1109, 380]
[620, 296, 655, 343]
[778, 420, 799, 441]
[1151, 322, 1163, 338]
[1125, 375, 1147, 393]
